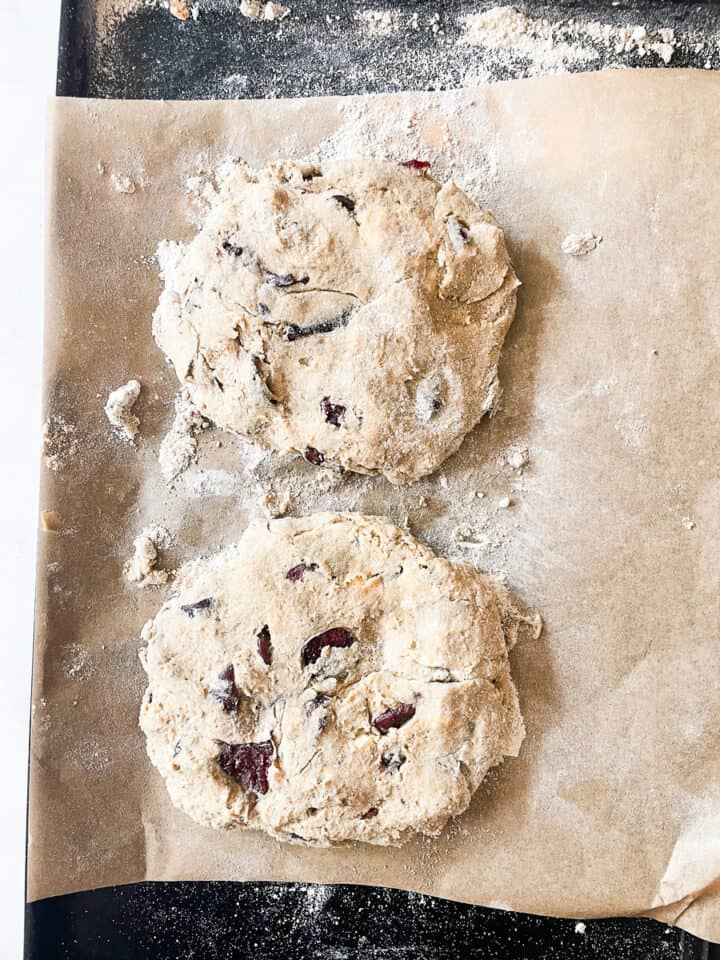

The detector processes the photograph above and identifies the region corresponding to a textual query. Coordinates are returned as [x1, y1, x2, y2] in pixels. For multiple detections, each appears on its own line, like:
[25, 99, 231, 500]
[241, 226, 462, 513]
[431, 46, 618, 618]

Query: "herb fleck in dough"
[153, 158, 519, 483]
[139, 513, 525, 846]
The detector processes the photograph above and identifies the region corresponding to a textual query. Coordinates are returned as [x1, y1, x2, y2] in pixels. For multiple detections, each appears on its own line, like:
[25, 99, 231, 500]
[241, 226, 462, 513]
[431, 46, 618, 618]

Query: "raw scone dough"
[153, 158, 519, 483]
[139, 513, 525, 846]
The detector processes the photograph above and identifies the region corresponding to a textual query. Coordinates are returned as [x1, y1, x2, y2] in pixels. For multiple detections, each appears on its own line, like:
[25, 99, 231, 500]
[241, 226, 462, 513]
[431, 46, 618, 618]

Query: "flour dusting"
[42, 414, 78, 472]
[459, 6, 680, 76]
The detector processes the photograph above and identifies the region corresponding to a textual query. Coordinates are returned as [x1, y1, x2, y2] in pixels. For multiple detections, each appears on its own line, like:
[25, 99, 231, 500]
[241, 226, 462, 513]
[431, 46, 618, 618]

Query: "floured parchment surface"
[32, 70, 720, 941]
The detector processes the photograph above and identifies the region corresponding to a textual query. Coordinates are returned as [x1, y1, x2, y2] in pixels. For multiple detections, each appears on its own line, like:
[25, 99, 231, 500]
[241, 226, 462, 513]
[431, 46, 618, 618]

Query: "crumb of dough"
[168, 0, 190, 19]
[124, 525, 171, 586]
[111, 173, 137, 194]
[42, 415, 78, 471]
[531, 613, 543, 640]
[562, 232, 602, 257]
[240, 0, 289, 21]
[682, 516, 696, 531]
[498, 496, 512, 509]
[574, 922, 587, 935]
[506, 445, 530, 470]
[104, 379, 141, 441]
[41, 510, 63, 533]
[258, 486, 291, 518]
[159, 389, 207, 481]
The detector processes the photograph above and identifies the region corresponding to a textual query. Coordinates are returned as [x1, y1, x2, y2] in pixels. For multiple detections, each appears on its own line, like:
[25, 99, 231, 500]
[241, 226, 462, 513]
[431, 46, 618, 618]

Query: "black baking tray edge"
[32, 0, 719, 957]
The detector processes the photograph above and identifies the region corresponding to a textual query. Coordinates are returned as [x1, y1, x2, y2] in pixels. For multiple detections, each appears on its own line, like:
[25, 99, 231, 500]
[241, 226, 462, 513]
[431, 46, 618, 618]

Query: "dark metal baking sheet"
[25, 881, 714, 959]
[34, 1, 719, 957]
[58, 0, 720, 99]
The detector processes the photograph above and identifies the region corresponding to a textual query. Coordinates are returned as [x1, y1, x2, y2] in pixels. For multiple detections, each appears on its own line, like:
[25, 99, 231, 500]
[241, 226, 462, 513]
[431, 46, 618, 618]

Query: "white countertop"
[1, 3, 60, 956]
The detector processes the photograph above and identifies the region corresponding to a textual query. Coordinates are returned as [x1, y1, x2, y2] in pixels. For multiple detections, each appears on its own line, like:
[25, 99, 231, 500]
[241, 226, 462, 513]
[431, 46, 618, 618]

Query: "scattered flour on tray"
[42, 414, 78, 472]
[458, 5, 679, 75]
[62, 643, 94, 680]
[111, 172, 137, 194]
[181, 468, 242, 498]
[125, 525, 171, 586]
[355, 9, 398, 37]
[104, 379, 142, 441]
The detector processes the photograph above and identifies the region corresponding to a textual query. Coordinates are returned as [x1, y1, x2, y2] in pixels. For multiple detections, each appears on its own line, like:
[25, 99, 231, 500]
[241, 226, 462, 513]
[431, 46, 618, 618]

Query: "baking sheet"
[32, 69, 720, 942]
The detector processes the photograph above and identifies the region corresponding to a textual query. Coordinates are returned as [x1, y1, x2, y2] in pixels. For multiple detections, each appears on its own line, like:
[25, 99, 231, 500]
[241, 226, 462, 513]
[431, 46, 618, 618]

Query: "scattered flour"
[460, 6, 599, 72]
[111, 172, 137, 194]
[682, 517, 696, 531]
[70, 740, 111, 773]
[104, 379, 142, 441]
[240, 0, 289, 22]
[42, 414, 78, 472]
[159, 388, 208, 481]
[124, 525, 171, 586]
[355, 9, 398, 38]
[459, 6, 679, 76]
[62, 643, 93, 680]
[181, 468, 242, 498]
[562, 232, 602, 257]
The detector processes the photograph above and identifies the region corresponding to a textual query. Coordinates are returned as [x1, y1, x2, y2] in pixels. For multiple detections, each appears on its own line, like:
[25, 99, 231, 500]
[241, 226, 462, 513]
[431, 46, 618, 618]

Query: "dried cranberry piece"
[215, 739, 274, 794]
[258, 302, 270, 316]
[222, 240, 243, 256]
[181, 597, 213, 618]
[321, 397, 346, 427]
[302, 627, 356, 667]
[286, 561, 318, 583]
[304, 446, 325, 466]
[401, 159, 431, 170]
[209, 664, 241, 713]
[361, 807, 379, 820]
[372, 702, 416, 734]
[380, 752, 406, 773]
[257, 625, 273, 666]
[266, 271, 309, 288]
[331, 194, 356, 214]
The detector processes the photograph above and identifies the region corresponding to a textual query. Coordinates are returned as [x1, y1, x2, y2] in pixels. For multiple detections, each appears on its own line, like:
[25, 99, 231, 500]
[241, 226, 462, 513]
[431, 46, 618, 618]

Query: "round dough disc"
[153, 158, 519, 483]
[139, 513, 525, 846]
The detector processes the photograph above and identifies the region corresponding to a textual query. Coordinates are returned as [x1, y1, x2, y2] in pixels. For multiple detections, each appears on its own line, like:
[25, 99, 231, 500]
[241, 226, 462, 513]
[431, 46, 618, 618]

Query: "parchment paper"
[31, 69, 720, 942]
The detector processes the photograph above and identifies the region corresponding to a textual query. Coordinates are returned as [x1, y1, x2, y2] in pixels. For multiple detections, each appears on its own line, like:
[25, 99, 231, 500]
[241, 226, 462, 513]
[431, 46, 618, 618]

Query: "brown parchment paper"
[31, 69, 720, 941]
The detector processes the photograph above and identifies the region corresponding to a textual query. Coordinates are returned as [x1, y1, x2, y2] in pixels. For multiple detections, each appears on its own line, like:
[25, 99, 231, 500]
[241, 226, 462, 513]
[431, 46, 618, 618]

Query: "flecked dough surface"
[139, 513, 525, 846]
[153, 158, 519, 483]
